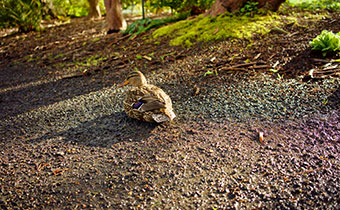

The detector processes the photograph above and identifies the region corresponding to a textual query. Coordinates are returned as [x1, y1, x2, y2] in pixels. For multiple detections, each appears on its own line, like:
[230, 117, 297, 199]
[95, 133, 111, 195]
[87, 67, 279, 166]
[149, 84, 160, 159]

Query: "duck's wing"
[133, 95, 166, 112]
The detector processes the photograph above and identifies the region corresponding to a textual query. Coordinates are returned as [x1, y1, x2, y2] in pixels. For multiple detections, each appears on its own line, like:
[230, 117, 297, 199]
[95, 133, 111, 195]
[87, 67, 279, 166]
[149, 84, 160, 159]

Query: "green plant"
[152, 12, 292, 47]
[73, 54, 104, 67]
[124, 18, 153, 36]
[146, 0, 214, 14]
[51, 0, 94, 17]
[323, 98, 328, 105]
[286, 0, 340, 11]
[0, 0, 42, 32]
[160, 52, 175, 60]
[123, 12, 190, 38]
[204, 69, 218, 76]
[92, 37, 101, 42]
[83, 54, 104, 66]
[239, 1, 259, 17]
[310, 30, 340, 56]
[147, 0, 182, 12]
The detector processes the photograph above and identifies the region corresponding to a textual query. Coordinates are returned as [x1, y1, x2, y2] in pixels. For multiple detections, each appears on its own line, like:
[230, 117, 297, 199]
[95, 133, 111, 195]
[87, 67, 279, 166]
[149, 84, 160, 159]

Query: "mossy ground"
[152, 11, 327, 47]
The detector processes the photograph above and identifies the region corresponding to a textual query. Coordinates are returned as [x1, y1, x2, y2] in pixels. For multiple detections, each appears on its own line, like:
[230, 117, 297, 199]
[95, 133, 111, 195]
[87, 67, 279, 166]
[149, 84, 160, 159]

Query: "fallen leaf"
[258, 132, 264, 144]
[193, 85, 200, 96]
[143, 55, 152, 61]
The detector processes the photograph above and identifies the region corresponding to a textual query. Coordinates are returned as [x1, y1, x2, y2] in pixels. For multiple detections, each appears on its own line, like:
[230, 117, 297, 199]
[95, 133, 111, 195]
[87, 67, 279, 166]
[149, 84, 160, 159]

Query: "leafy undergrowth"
[123, 13, 190, 39]
[310, 30, 340, 56]
[287, 0, 340, 10]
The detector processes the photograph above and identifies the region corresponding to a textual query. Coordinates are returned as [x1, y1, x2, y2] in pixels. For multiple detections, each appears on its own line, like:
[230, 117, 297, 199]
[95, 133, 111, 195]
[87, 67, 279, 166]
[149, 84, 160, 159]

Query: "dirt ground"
[0, 7, 340, 209]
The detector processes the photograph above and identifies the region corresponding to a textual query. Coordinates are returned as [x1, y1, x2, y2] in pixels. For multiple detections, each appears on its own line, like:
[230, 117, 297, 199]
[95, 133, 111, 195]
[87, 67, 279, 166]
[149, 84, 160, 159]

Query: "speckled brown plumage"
[120, 71, 176, 123]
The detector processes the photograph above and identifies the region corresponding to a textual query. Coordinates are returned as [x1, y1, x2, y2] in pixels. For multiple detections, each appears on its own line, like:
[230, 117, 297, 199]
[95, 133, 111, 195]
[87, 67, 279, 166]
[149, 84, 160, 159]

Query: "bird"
[118, 70, 176, 123]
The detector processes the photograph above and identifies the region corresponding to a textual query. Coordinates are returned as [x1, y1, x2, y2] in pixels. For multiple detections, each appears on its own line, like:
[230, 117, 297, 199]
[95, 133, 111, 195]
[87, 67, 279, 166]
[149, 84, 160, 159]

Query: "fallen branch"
[249, 65, 271, 69]
[312, 58, 336, 63]
[229, 62, 258, 68]
[109, 34, 131, 46]
[288, 32, 299, 37]
[60, 73, 83, 80]
[219, 61, 269, 72]
[117, 34, 131, 41]
[220, 67, 248, 71]
[314, 68, 340, 74]
[323, 65, 339, 71]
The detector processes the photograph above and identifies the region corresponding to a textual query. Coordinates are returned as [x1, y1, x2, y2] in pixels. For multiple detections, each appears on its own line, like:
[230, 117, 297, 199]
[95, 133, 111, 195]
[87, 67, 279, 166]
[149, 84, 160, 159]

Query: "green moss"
[152, 13, 295, 46]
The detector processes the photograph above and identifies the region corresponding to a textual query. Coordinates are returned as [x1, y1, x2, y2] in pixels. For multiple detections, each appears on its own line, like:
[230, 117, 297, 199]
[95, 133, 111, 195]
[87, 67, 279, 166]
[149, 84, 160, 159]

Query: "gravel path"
[1, 53, 340, 209]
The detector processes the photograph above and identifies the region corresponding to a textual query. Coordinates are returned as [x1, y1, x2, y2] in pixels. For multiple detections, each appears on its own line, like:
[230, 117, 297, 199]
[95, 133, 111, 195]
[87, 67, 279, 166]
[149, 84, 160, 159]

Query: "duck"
[118, 70, 176, 123]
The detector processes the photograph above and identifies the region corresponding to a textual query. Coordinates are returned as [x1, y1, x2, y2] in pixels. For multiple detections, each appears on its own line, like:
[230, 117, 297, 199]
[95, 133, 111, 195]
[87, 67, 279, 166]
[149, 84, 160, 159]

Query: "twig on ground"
[250, 65, 271, 69]
[36, 162, 50, 171]
[52, 168, 69, 176]
[219, 62, 269, 72]
[220, 67, 248, 71]
[312, 58, 330, 63]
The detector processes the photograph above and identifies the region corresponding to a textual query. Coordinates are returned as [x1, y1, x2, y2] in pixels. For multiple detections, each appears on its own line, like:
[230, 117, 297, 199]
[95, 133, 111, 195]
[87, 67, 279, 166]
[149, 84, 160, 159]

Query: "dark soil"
[1, 9, 340, 209]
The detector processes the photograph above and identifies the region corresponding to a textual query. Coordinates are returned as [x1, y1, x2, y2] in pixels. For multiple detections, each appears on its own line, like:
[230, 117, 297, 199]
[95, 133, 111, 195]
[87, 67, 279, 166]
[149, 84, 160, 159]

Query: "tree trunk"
[205, 0, 286, 16]
[104, 0, 127, 32]
[87, 0, 101, 19]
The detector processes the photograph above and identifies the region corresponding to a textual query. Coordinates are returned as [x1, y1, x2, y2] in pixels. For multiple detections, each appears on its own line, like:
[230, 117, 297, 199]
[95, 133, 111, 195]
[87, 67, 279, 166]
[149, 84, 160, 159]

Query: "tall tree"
[87, 0, 101, 19]
[206, 0, 286, 16]
[104, 0, 126, 33]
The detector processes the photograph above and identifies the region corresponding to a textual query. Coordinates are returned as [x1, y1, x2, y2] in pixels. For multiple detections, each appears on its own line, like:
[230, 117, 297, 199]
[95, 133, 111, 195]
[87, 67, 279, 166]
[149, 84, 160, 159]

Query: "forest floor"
[1, 7, 340, 209]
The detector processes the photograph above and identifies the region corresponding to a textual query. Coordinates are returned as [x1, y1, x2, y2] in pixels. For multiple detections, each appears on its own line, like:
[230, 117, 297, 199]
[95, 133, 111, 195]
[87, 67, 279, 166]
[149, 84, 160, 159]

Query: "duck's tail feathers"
[168, 110, 176, 121]
[152, 114, 170, 123]
[152, 110, 176, 123]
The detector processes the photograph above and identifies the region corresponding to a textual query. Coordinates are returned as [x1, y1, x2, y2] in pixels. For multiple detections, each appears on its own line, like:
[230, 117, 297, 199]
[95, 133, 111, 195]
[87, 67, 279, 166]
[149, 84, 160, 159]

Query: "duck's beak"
[117, 80, 129, 88]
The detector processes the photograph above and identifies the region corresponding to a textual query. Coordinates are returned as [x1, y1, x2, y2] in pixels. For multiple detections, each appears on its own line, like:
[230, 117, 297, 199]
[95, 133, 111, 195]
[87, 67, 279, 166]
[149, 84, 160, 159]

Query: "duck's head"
[119, 71, 147, 87]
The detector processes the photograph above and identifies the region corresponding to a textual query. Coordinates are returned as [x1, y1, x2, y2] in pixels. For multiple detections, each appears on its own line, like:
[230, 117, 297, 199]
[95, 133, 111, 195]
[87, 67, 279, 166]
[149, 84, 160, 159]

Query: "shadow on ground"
[327, 85, 340, 110]
[0, 67, 125, 118]
[28, 111, 159, 147]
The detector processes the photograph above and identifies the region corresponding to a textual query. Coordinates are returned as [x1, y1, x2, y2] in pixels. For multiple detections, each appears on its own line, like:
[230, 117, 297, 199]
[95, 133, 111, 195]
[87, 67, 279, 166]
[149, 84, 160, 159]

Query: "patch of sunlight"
[286, 0, 340, 10]
[0, 78, 57, 94]
[151, 11, 326, 47]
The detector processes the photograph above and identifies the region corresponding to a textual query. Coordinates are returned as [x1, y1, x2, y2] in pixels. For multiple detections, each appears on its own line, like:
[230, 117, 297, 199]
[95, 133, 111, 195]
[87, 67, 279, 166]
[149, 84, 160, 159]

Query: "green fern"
[0, 0, 42, 32]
